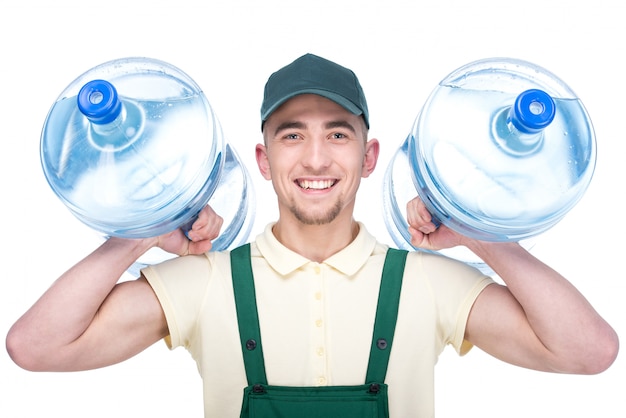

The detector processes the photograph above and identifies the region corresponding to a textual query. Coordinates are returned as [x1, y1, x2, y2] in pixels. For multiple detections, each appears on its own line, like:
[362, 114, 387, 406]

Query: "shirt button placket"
[312, 263, 327, 386]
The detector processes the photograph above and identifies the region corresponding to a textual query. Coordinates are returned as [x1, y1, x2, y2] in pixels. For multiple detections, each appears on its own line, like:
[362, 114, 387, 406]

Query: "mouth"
[296, 179, 337, 190]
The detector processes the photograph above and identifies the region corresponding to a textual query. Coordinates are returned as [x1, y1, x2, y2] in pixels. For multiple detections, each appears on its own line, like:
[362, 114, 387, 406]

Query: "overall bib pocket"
[241, 383, 388, 418]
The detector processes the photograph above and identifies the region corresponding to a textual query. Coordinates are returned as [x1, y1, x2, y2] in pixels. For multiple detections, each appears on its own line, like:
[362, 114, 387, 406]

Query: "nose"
[301, 137, 332, 170]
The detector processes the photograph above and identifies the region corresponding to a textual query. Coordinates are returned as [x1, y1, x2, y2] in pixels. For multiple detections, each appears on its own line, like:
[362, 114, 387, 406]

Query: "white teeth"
[298, 179, 335, 190]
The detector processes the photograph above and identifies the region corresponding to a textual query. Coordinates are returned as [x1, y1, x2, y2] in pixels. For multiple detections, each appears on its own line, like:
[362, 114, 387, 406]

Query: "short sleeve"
[142, 253, 213, 349]
[417, 252, 494, 355]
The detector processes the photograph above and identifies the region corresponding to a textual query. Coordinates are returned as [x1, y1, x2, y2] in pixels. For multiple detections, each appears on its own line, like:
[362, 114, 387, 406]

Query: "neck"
[272, 216, 360, 263]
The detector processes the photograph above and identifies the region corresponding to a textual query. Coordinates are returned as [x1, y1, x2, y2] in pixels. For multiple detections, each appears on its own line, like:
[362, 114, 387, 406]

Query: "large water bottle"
[41, 57, 255, 270]
[383, 57, 596, 270]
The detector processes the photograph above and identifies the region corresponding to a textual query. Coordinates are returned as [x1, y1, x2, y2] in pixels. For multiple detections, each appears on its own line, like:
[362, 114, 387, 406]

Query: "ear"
[361, 138, 380, 178]
[255, 143, 272, 180]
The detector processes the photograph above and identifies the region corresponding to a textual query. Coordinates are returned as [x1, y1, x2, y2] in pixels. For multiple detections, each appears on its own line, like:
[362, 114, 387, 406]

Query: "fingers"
[153, 205, 224, 256]
[408, 225, 430, 248]
[406, 197, 434, 250]
[406, 197, 436, 234]
[406, 196, 453, 251]
[185, 205, 224, 252]
[186, 236, 215, 255]
[406, 196, 468, 251]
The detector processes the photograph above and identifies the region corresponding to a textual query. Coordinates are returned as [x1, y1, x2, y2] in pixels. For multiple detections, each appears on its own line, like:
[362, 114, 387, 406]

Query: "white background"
[1, 1, 623, 416]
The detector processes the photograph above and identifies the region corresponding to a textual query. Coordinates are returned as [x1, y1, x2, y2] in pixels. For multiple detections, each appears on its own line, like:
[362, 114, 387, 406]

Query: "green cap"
[261, 53, 369, 130]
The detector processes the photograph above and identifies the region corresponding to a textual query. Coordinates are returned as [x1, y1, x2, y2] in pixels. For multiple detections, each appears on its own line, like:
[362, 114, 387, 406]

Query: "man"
[6, 53, 618, 417]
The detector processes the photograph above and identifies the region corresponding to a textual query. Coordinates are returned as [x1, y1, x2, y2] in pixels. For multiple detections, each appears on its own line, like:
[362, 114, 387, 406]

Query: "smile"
[297, 179, 337, 190]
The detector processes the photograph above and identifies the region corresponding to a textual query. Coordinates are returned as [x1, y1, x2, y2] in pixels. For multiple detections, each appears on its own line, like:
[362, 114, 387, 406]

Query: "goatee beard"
[291, 200, 343, 225]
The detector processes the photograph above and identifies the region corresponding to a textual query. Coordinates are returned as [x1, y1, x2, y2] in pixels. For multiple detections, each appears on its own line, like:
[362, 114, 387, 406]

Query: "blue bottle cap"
[77, 79, 122, 124]
[510, 89, 556, 134]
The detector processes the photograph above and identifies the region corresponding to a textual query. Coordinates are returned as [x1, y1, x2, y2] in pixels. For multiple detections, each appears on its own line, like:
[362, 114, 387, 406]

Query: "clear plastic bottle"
[383, 58, 596, 271]
[41, 57, 255, 271]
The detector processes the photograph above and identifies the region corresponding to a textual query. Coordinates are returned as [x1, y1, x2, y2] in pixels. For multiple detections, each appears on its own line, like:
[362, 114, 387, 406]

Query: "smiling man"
[256, 92, 378, 261]
[7, 53, 618, 418]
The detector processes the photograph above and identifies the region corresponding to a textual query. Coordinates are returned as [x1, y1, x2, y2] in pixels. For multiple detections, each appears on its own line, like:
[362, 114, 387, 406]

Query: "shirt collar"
[255, 222, 377, 276]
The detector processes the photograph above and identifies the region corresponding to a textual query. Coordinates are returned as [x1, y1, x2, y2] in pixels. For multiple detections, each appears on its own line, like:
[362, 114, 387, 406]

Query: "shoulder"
[142, 250, 235, 291]
[406, 250, 487, 278]
[401, 249, 493, 300]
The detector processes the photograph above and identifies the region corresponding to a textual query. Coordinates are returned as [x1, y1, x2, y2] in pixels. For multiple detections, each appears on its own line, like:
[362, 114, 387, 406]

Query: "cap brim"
[261, 89, 364, 122]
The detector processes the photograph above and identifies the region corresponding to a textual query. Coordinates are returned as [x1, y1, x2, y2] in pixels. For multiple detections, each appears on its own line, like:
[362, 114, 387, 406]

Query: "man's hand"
[156, 205, 223, 256]
[406, 196, 464, 251]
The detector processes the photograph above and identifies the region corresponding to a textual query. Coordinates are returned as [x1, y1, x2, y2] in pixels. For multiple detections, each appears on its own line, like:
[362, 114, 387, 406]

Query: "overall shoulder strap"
[365, 248, 408, 383]
[230, 243, 268, 385]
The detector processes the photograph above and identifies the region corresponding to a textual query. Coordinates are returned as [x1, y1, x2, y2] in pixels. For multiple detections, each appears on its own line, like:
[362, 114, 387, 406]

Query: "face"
[256, 94, 379, 226]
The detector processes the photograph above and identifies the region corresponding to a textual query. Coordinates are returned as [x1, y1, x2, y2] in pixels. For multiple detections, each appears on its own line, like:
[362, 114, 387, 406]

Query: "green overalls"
[230, 244, 408, 418]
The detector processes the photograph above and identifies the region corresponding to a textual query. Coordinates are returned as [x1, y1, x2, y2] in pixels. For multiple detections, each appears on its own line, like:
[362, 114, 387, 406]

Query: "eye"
[284, 133, 300, 140]
[331, 132, 347, 139]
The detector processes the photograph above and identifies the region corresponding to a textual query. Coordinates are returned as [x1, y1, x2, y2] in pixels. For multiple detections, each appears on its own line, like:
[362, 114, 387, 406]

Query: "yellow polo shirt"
[143, 222, 492, 417]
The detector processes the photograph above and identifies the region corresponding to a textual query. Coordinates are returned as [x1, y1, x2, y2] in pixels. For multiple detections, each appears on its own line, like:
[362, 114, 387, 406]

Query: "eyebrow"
[273, 120, 357, 137]
[273, 121, 306, 137]
[325, 120, 357, 134]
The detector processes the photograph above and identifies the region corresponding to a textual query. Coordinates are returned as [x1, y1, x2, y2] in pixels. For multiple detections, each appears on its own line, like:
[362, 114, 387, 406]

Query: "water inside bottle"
[383, 85, 595, 272]
[412, 86, 594, 237]
[41, 93, 221, 237]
